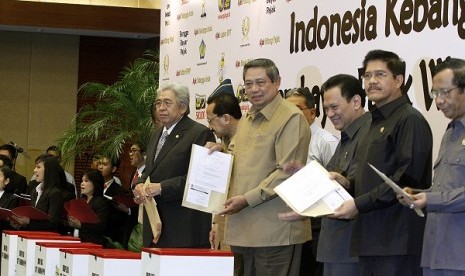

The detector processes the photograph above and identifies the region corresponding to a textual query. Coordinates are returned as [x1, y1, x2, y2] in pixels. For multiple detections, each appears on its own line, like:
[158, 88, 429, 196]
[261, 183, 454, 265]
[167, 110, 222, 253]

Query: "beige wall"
[0, 31, 79, 180]
[15, 0, 161, 9]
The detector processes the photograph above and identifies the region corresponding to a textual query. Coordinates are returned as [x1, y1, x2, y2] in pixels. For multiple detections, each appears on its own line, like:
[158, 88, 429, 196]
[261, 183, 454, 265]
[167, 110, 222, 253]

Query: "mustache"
[367, 85, 381, 91]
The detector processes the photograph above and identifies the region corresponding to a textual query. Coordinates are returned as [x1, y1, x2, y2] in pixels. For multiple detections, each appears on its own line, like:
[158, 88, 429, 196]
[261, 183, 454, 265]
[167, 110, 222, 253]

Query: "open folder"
[11, 206, 50, 220]
[182, 144, 233, 214]
[64, 198, 100, 223]
[368, 163, 425, 217]
[274, 161, 353, 217]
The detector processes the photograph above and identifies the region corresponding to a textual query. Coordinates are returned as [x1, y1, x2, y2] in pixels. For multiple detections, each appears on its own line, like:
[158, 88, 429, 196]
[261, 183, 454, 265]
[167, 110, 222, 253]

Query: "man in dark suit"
[133, 82, 215, 248]
[0, 145, 27, 195]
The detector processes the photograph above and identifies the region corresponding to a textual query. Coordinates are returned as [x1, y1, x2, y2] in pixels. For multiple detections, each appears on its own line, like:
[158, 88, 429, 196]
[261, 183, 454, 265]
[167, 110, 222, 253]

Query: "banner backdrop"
[159, 0, 465, 157]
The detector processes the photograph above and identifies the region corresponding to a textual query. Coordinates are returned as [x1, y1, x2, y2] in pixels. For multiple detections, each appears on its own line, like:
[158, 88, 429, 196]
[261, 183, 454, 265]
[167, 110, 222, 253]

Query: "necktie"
[131, 172, 139, 189]
[154, 131, 168, 161]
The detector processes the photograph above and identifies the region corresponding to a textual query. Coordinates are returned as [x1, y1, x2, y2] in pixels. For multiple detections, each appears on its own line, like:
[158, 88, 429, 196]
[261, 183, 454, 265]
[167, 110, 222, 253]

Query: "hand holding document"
[274, 161, 353, 217]
[368, 163, 425, 217]
[182, 144, 233, 214]
[64, 198, 100, 223]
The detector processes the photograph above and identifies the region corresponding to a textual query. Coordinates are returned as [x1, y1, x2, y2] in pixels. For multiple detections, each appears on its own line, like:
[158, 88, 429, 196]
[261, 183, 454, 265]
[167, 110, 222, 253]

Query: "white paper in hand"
[275, 161, 340, 214]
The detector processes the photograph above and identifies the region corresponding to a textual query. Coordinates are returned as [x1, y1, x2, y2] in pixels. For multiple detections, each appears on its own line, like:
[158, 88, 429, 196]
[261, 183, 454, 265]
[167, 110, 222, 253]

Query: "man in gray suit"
[398, 58, 465, 275]
[133, 82, 215, 248]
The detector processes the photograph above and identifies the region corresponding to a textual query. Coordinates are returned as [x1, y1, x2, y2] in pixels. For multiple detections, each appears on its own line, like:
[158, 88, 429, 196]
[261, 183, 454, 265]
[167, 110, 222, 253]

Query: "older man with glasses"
[398, 57, 465, 276]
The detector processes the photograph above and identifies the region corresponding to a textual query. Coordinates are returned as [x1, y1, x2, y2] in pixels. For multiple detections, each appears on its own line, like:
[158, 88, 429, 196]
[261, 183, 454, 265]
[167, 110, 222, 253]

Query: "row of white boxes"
[1, 230, 234, 276]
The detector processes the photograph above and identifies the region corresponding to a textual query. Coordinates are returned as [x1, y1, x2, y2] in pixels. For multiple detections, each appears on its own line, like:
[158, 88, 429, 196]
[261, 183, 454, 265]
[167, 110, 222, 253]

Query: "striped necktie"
[154, 130, 168, 161]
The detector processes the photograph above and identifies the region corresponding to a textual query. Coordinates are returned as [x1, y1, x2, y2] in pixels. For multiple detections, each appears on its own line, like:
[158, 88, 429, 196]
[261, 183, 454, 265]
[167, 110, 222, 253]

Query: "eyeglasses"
[154, 99, 174, 108]
[361, 71, 392, 81]
[429, 87, 459, 99]
[244, 79, 269, 90]
[207, 115, 221, 124]
[129, 149, 141, 154]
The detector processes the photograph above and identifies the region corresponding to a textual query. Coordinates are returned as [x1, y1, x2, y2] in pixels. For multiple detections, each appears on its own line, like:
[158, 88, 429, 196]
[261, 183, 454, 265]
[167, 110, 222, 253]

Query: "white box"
[34, 242, 101, 276]
[88, 250, 141, 276]
[141, 248, 234, 276]
[16, 233, 80, 276]
[59, 248, 121, 276]
[1, 231, 57, 276]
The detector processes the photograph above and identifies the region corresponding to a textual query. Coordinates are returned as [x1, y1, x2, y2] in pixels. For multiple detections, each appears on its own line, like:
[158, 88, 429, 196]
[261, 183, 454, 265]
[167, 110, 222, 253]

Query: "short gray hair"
[157, 82, 190, 114]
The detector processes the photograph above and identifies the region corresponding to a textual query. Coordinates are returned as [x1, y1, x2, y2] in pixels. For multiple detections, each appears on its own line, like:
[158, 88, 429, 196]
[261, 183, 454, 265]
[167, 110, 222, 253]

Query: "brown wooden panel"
[0, 0, 160, 36]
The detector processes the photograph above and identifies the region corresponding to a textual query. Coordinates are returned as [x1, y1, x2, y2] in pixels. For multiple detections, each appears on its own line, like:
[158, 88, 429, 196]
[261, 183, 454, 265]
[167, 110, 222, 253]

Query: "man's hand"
[218, 195, 248, 215]
[205, 142, 223, 154]
[329, 172, 350, 189]
[145, 183, 162, 197]
[209, 223, 218, 249]
[331, 199, 358, 219]
[133, 183, 147, 204]
[278, 210, 305, 221]
[397, 187, 427, 210]
[283, 161, 304, 175]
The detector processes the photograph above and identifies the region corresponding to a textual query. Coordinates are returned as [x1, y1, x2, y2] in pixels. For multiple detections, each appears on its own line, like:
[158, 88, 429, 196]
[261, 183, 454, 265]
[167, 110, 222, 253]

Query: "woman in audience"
[68, 169, 110, 245]
[11, 154, 65, 232]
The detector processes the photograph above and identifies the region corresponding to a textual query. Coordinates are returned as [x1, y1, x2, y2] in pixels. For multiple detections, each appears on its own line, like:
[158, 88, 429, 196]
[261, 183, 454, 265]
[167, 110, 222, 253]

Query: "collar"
[104, 179, 114, 190]
[0, 190, 4, 198]
[162, 115, 183, 135]
[310, 121, 320, 134]
[371, 96, 409, 121]
[36, 182, 44, 194]
[137, 165, 146, 176]
[344, 112, 371, 140]
[246, 94, 283, 121]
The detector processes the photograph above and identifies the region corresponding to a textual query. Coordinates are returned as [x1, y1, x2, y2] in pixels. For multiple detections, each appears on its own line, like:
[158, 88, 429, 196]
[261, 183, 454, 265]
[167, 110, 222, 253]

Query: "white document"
[182, 144, 233, 214]
[274, 161, 353, 217]
[368, 163, 424, 217]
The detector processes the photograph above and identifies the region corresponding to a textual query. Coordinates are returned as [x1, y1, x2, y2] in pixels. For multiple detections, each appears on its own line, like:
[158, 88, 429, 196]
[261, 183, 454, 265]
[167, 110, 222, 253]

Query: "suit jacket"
[0, 191, 19, 245]
[140, 115, 215, 248]
[103, 181, 127, 243]
[5, 171, 27, 195]
[79, 196, 110, 245]
[104, 181, 126, 198]
[29, 186, 64, 232]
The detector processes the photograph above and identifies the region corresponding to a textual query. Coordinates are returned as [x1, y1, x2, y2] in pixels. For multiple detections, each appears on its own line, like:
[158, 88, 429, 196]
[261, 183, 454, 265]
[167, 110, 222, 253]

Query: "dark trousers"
[231, 244, 302, 276]
[359, 255, 422, 276]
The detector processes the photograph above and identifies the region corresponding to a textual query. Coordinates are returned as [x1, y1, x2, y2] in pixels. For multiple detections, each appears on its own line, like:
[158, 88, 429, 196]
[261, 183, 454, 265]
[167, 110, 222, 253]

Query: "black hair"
[207, 93, 242, 120]
[321, 74, 367, 107]
[82, 169, 105, 197]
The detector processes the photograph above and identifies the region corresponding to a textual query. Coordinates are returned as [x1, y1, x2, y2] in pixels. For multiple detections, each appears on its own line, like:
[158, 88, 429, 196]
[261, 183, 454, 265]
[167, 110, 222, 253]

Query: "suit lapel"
[151, 116, 191, 172]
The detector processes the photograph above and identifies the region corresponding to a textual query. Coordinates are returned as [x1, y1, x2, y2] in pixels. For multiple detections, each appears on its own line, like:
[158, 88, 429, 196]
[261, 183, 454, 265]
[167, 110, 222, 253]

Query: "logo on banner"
[164, 3, 171, 26]
[218, 0, 231, 11]
[219, 53, 226, 83]
[195, 94, 206, 120]
[241, 17, 250, 46]
[238, 0, 257, 6]
[163, 55, 170, 75]
[195, 94, 206, 110]
[218, 0, 231, 19]
[236, 84, 248, 103]
[198, 40, 207, 65]
[266, 0, 276, 14]
[259, 35, 281, 47]
[201, 0, 207, 18]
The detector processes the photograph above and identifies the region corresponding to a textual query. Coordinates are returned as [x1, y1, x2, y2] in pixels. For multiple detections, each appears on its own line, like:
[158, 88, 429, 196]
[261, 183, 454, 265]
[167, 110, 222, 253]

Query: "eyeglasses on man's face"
[244, 79, 269, 90]
[207, 115, 222, 125]
[154, 99, 175, 108]
[429, 87, 459, 99]
[361, 71, 392, 81]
